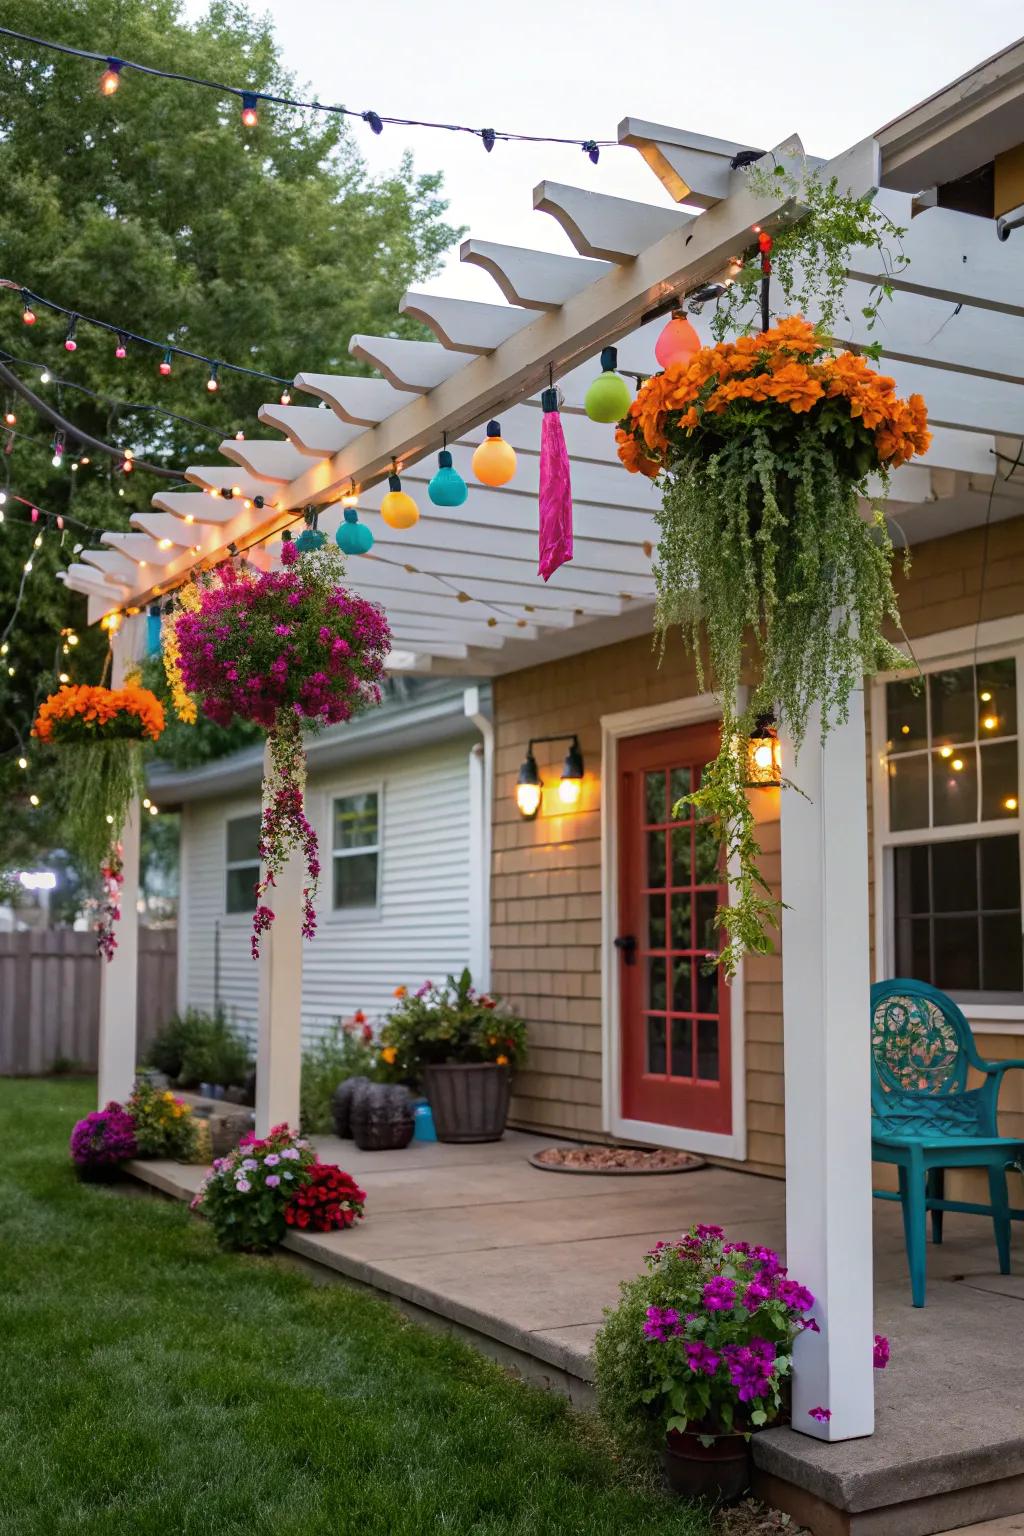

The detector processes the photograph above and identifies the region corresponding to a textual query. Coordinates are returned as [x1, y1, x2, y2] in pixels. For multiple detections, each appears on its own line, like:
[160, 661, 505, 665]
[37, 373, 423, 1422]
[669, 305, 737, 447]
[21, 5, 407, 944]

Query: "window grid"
[331, 791, 381, 911]
[225, 812, 261, 915]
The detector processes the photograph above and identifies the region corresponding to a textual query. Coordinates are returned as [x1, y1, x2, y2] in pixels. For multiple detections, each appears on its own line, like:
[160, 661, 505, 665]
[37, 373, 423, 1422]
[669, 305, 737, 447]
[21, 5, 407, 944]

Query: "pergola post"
[96, 624, 142, 1108]
[780, 686, 875, 1442]
[254, 739, 304, 1136]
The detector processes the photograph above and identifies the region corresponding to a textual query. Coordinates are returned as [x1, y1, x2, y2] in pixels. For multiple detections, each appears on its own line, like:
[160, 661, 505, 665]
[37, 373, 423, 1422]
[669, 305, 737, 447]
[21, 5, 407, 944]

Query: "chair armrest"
[981, 1057, 1024, 1080]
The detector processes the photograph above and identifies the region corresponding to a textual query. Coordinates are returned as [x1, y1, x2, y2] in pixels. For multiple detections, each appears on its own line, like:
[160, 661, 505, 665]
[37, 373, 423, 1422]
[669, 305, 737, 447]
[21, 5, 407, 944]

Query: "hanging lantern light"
[294, 522, 327, 553]
[515, 746, 542, 820]
[558, 736, 584, 806]
[746, 713, 782, 787]
[472, 420, 516, 487]
[655, 310, 701, 370]
[584, 347, 632, 423]
[380, 474, 420, 530]
[428, 447, 468, 507]
[336, 506, 374, 555]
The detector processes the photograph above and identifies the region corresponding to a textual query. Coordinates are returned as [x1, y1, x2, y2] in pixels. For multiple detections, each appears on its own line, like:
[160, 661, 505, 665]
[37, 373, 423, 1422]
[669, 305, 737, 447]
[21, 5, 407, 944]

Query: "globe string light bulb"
[21, 302, 36, 326]
[64, 316, 78, 352]
[159, 349, 173, 376]
[99, 58, 123, 95]
[240, 92, 259, 128]
[39, 369, 51, 385]
[115, 334, 128, 360]
[206, 363, 220, 393]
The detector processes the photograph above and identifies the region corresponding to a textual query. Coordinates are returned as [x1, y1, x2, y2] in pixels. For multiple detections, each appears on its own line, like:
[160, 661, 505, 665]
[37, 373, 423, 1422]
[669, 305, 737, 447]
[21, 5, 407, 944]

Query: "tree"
[0, 0, 463, 867]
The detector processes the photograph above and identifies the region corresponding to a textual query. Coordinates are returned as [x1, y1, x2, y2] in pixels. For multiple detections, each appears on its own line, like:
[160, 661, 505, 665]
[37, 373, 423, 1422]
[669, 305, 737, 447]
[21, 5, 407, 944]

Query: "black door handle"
[614, 934, 638, 964]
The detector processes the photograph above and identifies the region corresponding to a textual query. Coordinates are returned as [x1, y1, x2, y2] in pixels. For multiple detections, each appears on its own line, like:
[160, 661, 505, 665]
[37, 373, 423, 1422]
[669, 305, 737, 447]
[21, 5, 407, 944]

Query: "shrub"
[144, 1009, 219, 1081]
[300, 1012, 378, 1134]
[377, 969, 526, 1087]
[179, 1016, 251, 1091]
[191, 1123, 316, 1250]
[69, 1102, 137, 1173]
[127, 1079, 199, 1161]
[284, 1161, 366, 1233]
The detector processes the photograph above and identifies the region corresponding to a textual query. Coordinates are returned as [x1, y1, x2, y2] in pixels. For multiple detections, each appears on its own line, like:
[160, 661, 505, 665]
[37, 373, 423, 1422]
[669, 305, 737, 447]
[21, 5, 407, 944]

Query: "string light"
[21, 298, 36, 326]
[63, 316, 78, 352]
[158, 348, 173, 376]
[115, 334, 127, 359]
[279, 389, 291, 405]
[3, 410, 15, 426]
[39, 368, 50, 384]
[98, 57, 122, 95]
[240, 92, 259, 128]
[29, 794, 39, 806]
[206, 363, 220, 393]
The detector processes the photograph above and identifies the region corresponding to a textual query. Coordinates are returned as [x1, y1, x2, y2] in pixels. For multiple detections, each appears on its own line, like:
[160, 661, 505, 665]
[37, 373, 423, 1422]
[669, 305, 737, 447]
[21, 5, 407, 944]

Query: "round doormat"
[529, 1144, 705, 1175]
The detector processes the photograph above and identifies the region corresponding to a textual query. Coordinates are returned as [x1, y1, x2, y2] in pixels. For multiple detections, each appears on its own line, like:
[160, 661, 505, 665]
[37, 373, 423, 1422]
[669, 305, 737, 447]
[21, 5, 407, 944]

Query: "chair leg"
[927, 1167, 945, 1245]
[904, 1157, 928, 1307]
[987, 1164, 1012, 1276]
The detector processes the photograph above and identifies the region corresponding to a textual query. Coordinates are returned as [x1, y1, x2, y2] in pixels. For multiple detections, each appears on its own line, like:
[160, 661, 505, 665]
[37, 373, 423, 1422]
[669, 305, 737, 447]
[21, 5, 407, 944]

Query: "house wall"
[180, 737, 475, 1046]
[491, 513, 1024, 1178]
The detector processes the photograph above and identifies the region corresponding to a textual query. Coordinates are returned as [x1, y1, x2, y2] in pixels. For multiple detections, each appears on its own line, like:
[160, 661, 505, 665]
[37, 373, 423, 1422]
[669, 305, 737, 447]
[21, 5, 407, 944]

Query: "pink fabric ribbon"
[538, 388, 573, 581]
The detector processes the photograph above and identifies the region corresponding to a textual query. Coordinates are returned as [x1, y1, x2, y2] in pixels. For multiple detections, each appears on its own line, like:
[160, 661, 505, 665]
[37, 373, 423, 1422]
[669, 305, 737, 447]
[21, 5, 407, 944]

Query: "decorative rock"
[351, 1082, 415, 1152]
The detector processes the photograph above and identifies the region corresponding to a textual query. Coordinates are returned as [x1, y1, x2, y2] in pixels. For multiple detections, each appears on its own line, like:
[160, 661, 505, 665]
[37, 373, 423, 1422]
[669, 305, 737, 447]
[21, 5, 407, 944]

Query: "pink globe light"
[115, 344, 127, 359]
[64, 339, 77, 352]
[655, 312, 701, 370]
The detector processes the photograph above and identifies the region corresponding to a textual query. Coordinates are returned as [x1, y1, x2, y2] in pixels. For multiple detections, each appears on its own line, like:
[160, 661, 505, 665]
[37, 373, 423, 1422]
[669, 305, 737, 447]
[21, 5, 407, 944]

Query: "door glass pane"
[980, 741, 1019, 820]
[696, 963, 719, 1016]
[696, 890, 719, 951]
[647, 893, 666, 948]
[697, 1018, 720, 1081]
[981, 836, 1021, 909]
[977, 658, 1016, 739]
[670, 893, 692, 948]
[669, 766, 691, 816]
[982, 915, 1024, 991]
[646, 829, 666, 887]
[647, 956, 667, 1011]
[933, 916, 980, 990]
[930, 667, 975, 747]
[932, 840, 977, 914]
[672, 960, 692, 1012]
[646, 1015, 667, 1075]
[933, 747, 977, 827]
[670, 827, 691, 886]
[694, 821, 720, 884]
[333, 851, 379, 909]
[886, 678, 927, 753]
[889, 754, 929, 831]
[670, 1017, 693, 1077]
[645, 771, 665, 824]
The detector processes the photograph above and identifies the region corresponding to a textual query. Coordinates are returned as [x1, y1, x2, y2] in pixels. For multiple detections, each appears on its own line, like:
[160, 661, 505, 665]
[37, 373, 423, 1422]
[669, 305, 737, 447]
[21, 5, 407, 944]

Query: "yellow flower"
[496, 1054, 509, 1067]
[380, 1046, 398, 1065]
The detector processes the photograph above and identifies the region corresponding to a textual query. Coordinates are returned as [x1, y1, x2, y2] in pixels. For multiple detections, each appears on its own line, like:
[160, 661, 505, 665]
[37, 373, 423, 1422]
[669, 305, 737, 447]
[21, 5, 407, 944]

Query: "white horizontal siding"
[180, 739, 474, 1048]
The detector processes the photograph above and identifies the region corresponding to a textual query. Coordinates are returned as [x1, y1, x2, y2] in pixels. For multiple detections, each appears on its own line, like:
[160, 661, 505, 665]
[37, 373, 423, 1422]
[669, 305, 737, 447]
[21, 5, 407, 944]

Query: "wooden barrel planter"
[663, 1428, 751, 1503]
[423, 1062, 511, 1143]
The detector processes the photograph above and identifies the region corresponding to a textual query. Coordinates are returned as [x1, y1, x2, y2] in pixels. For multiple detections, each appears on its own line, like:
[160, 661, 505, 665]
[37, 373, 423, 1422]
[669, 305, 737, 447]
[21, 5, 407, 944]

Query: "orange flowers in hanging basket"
[32, 683, 165, 744]
[616, 316, 930, 479]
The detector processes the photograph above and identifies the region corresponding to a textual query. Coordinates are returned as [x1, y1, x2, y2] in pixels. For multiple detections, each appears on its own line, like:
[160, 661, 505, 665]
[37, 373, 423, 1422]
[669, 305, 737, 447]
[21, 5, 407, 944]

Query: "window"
[225, 813, 261, 914]
[880, 654, 1023, 1001]
[332, 792, 380, 910]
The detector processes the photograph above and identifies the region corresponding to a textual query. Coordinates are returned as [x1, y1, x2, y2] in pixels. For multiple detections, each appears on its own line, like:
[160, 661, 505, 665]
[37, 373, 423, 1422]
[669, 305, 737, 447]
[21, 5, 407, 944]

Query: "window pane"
[227, 813, 261, 863]
[933, 747, 977, 827]
[889, 753, 929, 831]
[333, 793, 378, 851]
[670, 767, 691, 816]
[981, 836, 1021, 910]
[895, 915, 931, 980]
[894, 844, 930, 915]
[930, 667, 976, 747]
[977, 658, 1016, 740]
[982, 915, 1024, 991]
[697, 1019, 720, 1081]
[647, 956, 667, 1011]
[670, 1017, 693, 1078]
[932, 840, 977, 914]
[670, 827, 691, 886]
[886, 679, 927, 753]
[644, 771, 665, 824]
[226, 864, 258, 914]
[670, 894, 692, 948]
[646, 830, 666, 888]
[980, 741, 1019, 821]
[672, 960, 692, 1012]
[696, 962, 719, 1016]
[694, 821, 720, 885]
[333, 851, 378, 909]
[696, 890, 719, 951]
[647, 893, 666, 949]
[933, 916, 980, 991]
[647, 1016, 667, 1075]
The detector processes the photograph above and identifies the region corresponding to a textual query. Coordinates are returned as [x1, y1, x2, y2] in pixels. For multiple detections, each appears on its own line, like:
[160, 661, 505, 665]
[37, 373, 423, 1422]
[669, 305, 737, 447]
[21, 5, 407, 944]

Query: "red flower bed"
[284, 1160, 366, 1233]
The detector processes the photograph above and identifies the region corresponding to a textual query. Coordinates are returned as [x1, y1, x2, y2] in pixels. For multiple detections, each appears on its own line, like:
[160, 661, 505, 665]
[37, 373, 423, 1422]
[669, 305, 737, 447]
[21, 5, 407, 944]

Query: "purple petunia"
[873, 1334, 890, 1370]
[721, 1338, 777, 1402]
[702, 1276, 738, 1311]
[684, 1340, 721, 1376]
[643, 1305, 682, 1341]
[809, 1406, 832, 1423]
[743, 1278, 774, 1310]
[775, 1278, 815, 1313]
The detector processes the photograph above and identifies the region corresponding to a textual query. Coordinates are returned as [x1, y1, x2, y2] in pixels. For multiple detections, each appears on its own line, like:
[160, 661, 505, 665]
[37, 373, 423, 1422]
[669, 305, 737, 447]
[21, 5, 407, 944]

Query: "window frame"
[224, 809, 263, 918]
[871, 638, 1024, 1017]
[329, 785, 382, 916]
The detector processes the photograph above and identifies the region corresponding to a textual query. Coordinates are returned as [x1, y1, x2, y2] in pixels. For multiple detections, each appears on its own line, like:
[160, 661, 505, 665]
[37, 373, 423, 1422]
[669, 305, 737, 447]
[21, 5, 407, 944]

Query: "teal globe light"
[428, 448, 468, 507]
[295, 526, 327, 553]
[336, 507, 374, 555]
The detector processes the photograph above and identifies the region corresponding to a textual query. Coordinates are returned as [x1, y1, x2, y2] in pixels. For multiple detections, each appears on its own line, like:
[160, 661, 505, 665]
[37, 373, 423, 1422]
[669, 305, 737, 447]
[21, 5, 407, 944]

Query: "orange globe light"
[380, 474, 420, 530]
[655, 312, 701, 370]
[472, 420, 517, 487]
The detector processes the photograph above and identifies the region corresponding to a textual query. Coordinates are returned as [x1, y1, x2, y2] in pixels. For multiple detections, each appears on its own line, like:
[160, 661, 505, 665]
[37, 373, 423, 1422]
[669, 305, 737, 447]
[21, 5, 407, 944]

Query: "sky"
[179, 0, 1024, 301]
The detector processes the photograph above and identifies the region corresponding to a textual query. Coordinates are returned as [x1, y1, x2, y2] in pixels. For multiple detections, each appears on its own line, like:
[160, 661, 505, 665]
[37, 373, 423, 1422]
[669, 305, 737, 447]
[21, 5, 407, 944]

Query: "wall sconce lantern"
[515, 734, 584, 819]
[746, 713, 782, 787]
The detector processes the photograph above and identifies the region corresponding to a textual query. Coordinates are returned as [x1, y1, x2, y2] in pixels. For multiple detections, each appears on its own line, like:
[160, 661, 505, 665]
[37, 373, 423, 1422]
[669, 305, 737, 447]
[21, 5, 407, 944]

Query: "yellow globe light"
[380, 474, 420, 530]
[515, 747, 542, 820]
[472, 420, 517, 487]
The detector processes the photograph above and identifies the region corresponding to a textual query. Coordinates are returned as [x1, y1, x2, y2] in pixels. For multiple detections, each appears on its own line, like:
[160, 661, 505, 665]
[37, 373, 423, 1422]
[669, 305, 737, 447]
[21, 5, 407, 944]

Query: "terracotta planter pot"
[663, 1427, 751, 1503]
[423, 1063, 511, 1143]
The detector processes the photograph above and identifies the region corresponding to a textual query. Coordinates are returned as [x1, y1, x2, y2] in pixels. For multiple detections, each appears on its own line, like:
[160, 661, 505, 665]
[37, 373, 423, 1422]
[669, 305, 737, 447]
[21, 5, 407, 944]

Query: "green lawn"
[0, 1078, 713, 1536]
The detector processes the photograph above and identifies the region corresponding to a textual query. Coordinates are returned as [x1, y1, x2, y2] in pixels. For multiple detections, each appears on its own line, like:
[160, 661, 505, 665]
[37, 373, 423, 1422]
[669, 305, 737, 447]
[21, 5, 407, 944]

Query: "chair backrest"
[870, 979, 990, 1139]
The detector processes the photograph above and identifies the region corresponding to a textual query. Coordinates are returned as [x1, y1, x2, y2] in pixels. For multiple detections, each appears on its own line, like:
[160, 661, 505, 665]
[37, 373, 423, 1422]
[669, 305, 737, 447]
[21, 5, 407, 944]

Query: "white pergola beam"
[533, 181, 692, 261]
[461, 240, 615, 310]
[294, 373, 418, 424]
[617, 118, 762, 207]
[219, 439, 316, 484]
[349, 336, 468, 393]
[400, 291, 535, 354]
[258, 405, 363, 457]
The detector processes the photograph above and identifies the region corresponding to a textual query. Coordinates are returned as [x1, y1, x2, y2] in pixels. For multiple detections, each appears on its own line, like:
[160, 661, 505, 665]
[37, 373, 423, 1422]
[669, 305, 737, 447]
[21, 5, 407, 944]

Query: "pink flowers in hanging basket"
[173, 544, 390, 953]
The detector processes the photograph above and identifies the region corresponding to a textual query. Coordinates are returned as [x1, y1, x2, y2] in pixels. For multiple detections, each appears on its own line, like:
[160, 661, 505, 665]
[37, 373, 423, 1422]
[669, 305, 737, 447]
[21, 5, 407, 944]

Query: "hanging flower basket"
[173, 542, 390, 955]
[616, 317, 931, 973]
[32, 683, 165, 958]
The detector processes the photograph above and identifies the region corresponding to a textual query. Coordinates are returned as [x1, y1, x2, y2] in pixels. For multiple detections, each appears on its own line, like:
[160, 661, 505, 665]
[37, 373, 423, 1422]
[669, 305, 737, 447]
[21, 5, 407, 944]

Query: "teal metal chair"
[871, 978, 1024, 1307]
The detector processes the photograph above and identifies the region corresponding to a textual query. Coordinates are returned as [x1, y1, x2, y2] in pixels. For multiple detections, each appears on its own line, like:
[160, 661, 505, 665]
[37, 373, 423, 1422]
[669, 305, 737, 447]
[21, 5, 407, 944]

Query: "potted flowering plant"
[173, 541, 390, 957]
[69, 1101, 137, 1180]
[191, 1123, 317, 1250]
[126, 1079, 199, 1162]
[377, 969, 526, 1143]
[284, 1162, 366, 1233]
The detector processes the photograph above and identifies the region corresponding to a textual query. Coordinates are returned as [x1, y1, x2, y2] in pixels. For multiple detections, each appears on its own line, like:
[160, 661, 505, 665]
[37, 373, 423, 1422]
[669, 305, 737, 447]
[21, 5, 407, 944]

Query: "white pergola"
[65, 47, 1024, 1445]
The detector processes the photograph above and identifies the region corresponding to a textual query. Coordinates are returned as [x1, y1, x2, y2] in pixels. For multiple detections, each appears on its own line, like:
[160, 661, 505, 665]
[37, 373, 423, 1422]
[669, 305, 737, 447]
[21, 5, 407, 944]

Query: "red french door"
[617, 723, 732, 1134]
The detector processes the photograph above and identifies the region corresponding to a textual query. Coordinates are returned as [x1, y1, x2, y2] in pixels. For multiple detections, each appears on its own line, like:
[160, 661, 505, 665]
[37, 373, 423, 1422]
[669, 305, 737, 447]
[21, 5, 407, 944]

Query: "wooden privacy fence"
[0, 928, 178, 1076]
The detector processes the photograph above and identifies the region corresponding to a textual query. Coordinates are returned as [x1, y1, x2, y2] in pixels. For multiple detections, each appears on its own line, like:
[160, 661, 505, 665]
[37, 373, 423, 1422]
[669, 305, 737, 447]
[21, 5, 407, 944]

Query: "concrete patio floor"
[129, 1128, 1024, 1536]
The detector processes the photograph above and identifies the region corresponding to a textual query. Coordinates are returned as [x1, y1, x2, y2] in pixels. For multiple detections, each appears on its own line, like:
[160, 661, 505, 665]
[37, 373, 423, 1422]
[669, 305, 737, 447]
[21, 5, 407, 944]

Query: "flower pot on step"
[423, 1062, 511, 1143]
[663, 1428, 750, 1503]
